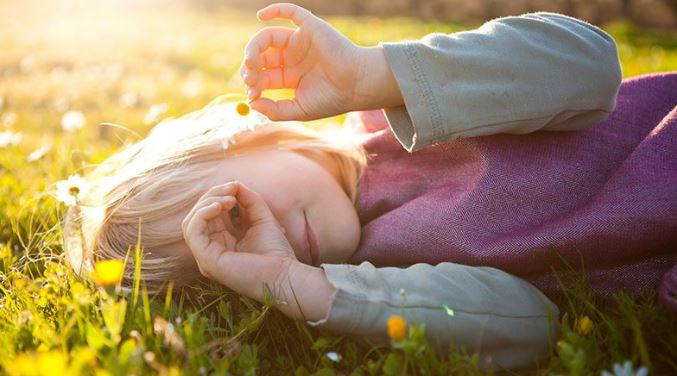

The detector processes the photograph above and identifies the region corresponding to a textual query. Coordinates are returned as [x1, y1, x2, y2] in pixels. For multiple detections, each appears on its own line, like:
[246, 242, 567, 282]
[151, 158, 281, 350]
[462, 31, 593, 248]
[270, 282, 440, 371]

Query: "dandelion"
[236, 102, 250, 116]
[90, 259, 125, 287]
[575, 315, 594, 335]
[61, 110, 86, 132]
[0, 130, 22, 147]
[55, 174, 90, 207]
[2, 112, 17, 127]
[387, 315, 407, 341]
[601, 360, 648, 376]
[144, 103, 168, 125]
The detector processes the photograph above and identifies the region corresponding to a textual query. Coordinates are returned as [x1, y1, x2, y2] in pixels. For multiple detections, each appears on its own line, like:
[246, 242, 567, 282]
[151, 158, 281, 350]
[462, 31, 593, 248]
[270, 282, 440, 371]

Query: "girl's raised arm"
[242, 5, 621, 152]
[380, 12, 622, 152]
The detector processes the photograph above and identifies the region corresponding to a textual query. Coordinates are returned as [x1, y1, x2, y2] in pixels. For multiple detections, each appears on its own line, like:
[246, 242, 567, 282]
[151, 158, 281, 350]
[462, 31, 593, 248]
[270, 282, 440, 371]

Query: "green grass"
[1, 0, 676, 374]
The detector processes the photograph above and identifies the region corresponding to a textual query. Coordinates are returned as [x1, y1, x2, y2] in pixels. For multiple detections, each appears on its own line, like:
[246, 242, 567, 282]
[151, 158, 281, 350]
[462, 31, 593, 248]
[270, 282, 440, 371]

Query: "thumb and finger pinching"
[249, 98, 307, 121]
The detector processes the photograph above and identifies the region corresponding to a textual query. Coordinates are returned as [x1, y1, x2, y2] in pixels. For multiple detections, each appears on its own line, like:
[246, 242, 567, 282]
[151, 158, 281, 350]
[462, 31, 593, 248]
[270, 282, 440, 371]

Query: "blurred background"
[0, 0, 675, 153]
[211, 0, 677, 28]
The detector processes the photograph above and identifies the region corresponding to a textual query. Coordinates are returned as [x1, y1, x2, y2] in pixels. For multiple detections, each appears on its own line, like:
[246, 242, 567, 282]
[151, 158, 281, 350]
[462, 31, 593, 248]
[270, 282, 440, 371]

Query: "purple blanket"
[347, 73, 677, 311]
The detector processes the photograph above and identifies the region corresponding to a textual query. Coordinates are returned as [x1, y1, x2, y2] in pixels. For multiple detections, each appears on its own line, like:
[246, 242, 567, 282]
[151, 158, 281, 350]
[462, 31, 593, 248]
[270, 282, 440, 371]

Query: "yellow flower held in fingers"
[236, 102, 250, 116]
[387, 315, 407, 341]
[91, 259, 125, 287]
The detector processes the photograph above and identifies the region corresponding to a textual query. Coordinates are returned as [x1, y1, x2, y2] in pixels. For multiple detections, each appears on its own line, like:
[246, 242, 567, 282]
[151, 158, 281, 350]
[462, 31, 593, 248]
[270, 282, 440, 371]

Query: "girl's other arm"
[308, 261, 560, 371]
[374, 12, 622, 152]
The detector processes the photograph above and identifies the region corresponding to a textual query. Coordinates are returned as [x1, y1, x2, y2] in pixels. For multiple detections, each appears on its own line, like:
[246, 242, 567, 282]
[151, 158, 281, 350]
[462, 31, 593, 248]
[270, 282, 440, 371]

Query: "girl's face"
[203, 148, 361, 266]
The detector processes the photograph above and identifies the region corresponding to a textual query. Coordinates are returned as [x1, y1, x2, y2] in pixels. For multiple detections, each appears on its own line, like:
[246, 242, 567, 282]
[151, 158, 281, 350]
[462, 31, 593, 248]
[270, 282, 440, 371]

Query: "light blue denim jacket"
[308, 12, 621, 371]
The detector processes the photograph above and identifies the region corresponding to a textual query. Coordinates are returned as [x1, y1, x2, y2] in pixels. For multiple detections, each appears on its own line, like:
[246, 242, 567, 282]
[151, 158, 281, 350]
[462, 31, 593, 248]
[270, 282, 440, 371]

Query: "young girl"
[63, 3, 677, 370]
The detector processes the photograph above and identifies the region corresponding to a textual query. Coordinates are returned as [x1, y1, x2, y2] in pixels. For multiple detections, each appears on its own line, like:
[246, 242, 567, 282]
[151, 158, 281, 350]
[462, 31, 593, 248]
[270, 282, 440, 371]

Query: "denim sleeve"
[307, 261, 560, 371]
[380, 12, 622, 152]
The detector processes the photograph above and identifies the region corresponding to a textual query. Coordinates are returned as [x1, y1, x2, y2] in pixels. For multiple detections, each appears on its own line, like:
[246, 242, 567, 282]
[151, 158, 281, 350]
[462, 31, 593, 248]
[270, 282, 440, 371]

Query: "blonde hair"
[63, 97, 369, 293]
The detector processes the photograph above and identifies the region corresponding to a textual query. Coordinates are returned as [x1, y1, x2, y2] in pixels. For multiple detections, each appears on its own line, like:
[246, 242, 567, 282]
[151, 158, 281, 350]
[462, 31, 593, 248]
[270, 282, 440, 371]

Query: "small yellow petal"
[387, 315, 407, 341]
[91, 259, 125, 287]
[236, 102, 250, 116]
[575, 315, 594, 335]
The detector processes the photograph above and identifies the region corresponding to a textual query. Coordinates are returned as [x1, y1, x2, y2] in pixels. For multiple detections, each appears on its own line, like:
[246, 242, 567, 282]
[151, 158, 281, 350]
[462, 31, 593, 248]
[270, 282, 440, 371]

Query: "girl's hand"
[182, 181, 335, 321]
[240, 3, 402, 121]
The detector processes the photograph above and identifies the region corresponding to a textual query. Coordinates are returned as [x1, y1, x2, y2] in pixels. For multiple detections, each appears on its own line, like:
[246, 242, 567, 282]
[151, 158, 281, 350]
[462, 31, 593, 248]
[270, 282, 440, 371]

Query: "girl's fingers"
[182, 184, 238, 231]
[242, 69, 256, 86]
[184, 202, 225, 255]
[230, 182, 278, 228]
[244, 27, 294, 71]
[261, 49, 284, 69]
[240, 50, 289, 91]
[250, 97, 307, 121]
[247, 67, 302, 99]
[257, 3, 315, 27]
[197, 182, 239, 203]
[183, 195, 235, 230]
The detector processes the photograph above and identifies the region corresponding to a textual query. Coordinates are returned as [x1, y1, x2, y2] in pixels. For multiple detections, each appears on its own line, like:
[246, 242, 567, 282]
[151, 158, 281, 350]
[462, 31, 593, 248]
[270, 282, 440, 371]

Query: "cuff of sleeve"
[379, 41, 444, 153]
[305, 263, 367, 332]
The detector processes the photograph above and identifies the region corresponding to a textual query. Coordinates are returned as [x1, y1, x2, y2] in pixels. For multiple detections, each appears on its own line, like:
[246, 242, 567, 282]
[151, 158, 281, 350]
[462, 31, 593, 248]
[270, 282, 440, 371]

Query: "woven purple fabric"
[348, 73, 677, 309]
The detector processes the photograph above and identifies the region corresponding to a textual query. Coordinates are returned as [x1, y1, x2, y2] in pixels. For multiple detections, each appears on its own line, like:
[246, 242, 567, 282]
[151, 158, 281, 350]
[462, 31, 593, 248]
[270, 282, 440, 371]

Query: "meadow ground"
[1, 1, 676, 374]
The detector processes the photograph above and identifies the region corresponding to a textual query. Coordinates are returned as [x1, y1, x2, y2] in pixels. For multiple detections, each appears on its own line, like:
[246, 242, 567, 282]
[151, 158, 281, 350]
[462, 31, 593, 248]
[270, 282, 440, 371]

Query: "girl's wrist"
[277, 260, 336, 321]
[353, 46, 404, 111]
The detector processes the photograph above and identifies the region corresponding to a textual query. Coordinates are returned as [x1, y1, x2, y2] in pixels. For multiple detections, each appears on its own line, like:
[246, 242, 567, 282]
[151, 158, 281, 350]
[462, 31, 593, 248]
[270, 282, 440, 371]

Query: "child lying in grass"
[63, 3, 677, 371]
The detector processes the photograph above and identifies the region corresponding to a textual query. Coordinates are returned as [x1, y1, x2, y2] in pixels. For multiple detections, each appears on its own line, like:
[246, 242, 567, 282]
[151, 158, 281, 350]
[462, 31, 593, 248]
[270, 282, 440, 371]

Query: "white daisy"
[182, 78, 201, 98]
[119, 91, 138, 108]
[0, 131, 22, 147]
[2, 112, 17, 127]
[27, 143, 52, 162]
[325, 352, 342, 362]
[61, 110, 86, 132]
[55, 174, 90, 207]
[601, 360, 648, 376]
[144, 103, 168, 125]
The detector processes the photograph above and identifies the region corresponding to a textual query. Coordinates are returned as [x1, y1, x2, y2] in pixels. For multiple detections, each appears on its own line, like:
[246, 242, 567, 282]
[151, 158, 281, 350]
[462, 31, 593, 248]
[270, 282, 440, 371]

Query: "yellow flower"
[236, 101, 250, 116]
[575, 315, 594, 335]
[91, 260, 125, 287]
[387, 315, 407, 341]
